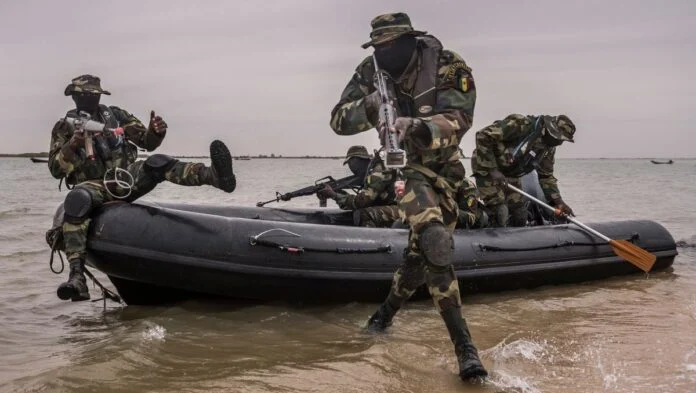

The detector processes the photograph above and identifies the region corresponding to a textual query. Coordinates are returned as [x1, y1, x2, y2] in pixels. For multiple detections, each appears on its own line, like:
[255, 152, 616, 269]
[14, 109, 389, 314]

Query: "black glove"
[148, 110, 168, 135]
[489, 169, 507, 185]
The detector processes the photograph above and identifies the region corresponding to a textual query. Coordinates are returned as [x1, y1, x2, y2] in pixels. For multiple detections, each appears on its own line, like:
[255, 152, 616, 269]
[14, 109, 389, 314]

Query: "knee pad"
[418, 223, 453, 267]
[63, 188, 93, 224]
[144, 154, 179, 183]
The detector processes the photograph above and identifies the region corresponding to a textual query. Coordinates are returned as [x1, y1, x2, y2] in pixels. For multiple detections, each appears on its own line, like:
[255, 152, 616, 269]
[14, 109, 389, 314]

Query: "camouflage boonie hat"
[361, 12, 426, 49]
[541, 115, 575, 143]
[64, 74, 111, 96]
[343, 145, 371, 164]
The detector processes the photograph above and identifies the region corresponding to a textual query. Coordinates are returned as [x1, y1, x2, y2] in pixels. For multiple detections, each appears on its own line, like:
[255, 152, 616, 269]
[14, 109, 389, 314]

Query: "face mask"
[72, 93, 101, 114]
[541, 130, 564, 147]
[347, 157, 370, 178]
[374, 35, 417, 77]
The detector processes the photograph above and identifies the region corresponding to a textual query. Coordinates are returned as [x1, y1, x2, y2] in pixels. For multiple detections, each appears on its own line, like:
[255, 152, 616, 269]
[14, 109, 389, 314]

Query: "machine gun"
[372, 54, 406, 169]
[62, 112, 124, 161]
[256, 174, 363, 207]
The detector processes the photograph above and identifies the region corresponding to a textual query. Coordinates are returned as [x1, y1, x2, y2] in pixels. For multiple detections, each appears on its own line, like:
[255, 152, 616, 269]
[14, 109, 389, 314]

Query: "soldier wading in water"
[330, 13, 488, 381]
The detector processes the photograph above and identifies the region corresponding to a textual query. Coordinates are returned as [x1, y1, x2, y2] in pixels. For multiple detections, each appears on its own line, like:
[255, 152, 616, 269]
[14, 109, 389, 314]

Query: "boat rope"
[477, 234, 640, 252]
[249, 228, 302, 245]
[46, 227, 121, 308]
[250, 237, 393, 254]
[83, 268, 122, 308]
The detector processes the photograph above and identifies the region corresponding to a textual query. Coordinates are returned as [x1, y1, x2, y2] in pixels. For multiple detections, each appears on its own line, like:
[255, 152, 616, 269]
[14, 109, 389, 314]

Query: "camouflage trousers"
[475, 174, 526, 227]
[385, 170, 463, 313]
[63, 160, 211, 261]
[353, 205, 400, 228]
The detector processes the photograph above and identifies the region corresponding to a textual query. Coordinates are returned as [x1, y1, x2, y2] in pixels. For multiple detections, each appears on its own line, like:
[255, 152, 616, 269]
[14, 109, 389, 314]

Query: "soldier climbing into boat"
[317, 145, 401, 227]
[47, 74, 237, 302]
[471, 114, 576, 227]
[329, 12, 488, 381]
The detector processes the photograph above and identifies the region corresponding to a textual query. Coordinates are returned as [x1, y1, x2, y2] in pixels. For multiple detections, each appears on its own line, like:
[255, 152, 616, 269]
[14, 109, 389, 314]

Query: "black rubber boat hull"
[81, 202, 678, 305]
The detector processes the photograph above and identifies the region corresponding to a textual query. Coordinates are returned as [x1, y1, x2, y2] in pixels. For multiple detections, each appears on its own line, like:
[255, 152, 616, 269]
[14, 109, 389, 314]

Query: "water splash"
[141, 323, 166, 342]
[489, 370, 541, 393]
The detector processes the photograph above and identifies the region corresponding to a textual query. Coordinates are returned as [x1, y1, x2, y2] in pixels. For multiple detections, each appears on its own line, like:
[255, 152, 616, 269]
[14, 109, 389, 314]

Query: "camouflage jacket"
[472, 114, 562, 203]
[335, 160, 396, 210]
[49, 105, 164, 185]
[330, 36, 476, 186]
[455, 177, 486, 228]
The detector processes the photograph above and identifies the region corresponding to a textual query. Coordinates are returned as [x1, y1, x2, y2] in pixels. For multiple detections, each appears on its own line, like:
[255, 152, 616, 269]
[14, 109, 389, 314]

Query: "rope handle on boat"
[249, 228, 392, 254]
[477, 233, 641, 252]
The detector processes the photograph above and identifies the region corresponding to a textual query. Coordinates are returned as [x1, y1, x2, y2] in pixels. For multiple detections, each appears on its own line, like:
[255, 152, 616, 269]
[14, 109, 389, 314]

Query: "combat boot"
[366, 301, 400, 332]
[440, 307, 488, 381]
[57, 259, 90, 301]
[201, 140, 236, 193]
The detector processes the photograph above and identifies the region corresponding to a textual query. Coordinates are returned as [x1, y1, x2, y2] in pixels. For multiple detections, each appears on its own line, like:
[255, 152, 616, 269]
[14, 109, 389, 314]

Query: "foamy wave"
[141, 323, 166, 341]
[489, 370, 541, 393]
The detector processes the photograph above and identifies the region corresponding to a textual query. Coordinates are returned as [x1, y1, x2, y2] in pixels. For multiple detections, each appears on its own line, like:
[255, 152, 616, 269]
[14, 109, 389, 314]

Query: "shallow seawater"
[1, 157, 694, 393]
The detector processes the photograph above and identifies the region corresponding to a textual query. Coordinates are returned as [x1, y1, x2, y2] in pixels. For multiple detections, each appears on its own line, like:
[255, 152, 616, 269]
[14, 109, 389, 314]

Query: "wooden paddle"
[506, 184, 657, 272]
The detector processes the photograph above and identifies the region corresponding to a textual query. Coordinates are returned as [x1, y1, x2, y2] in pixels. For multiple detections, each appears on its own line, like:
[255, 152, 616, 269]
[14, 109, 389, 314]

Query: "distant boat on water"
[30, 157, 48, 163]
[650, 159, 673, 165]
[235, 156, 251, 161]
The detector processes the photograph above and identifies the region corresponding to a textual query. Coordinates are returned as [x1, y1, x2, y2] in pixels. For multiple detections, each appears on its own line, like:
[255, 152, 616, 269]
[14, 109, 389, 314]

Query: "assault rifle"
[372, 54, 406, 169]
[256, 174, 363, 207]
[63, 112, 124, 161]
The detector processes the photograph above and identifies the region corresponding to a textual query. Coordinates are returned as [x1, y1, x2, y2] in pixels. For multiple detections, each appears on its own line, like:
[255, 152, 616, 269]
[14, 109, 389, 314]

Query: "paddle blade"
[609, 239, 657, 272]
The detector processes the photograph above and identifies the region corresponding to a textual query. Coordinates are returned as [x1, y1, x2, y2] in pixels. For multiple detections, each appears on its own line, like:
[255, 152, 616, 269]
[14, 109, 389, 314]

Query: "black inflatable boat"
[77, 201, 677, 305]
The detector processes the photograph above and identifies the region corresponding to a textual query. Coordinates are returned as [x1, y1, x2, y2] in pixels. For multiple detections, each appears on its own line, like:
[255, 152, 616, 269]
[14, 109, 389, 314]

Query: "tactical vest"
[501, 117, 551, 178]
[409, 35, 443, 117]
[63, 105, 134, 185]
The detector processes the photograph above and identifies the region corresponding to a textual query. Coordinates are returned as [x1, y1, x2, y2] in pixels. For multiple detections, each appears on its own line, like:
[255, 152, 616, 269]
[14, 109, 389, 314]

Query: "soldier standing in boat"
[471, 114, 576, 227]
[318, 145, 401, 227]
[329, 13, 487, 380]
[47, 75, 237, 302]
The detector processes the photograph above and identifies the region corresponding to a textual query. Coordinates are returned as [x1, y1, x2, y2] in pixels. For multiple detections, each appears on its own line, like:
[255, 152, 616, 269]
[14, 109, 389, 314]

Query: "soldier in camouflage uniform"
[318, 146, 400, 227]
[456, 177, 488, 229]
[472, 114, 576, 227]
[49, 75, 236, 302]
[329, 13, 487, 380]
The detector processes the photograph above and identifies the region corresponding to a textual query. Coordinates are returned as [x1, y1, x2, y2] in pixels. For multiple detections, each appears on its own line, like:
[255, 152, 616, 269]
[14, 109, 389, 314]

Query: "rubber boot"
[366, 300, 400, 332]
[440, 307, 488, 381]
[202, 140, 236, 193]
[57, 259, 90, 301]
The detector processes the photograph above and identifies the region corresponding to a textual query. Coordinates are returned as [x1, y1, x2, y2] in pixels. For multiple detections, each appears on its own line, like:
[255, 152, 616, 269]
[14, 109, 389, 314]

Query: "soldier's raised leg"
[128, 140, 237, 197]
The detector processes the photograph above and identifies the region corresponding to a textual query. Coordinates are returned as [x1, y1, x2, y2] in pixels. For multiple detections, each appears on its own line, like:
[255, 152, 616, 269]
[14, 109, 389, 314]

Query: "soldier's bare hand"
[555, 200, 575, 217]
[149, 110, 168, 134]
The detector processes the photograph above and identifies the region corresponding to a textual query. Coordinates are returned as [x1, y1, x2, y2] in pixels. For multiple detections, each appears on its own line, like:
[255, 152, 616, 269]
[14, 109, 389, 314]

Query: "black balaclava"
[347, 157, 371, 178]
[374, 35, 418, 78]
[72, 93, 101, 116]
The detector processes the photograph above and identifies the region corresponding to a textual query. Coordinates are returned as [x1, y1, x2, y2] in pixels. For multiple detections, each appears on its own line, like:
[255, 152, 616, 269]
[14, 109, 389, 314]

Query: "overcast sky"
[1, 0, 693, 157]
